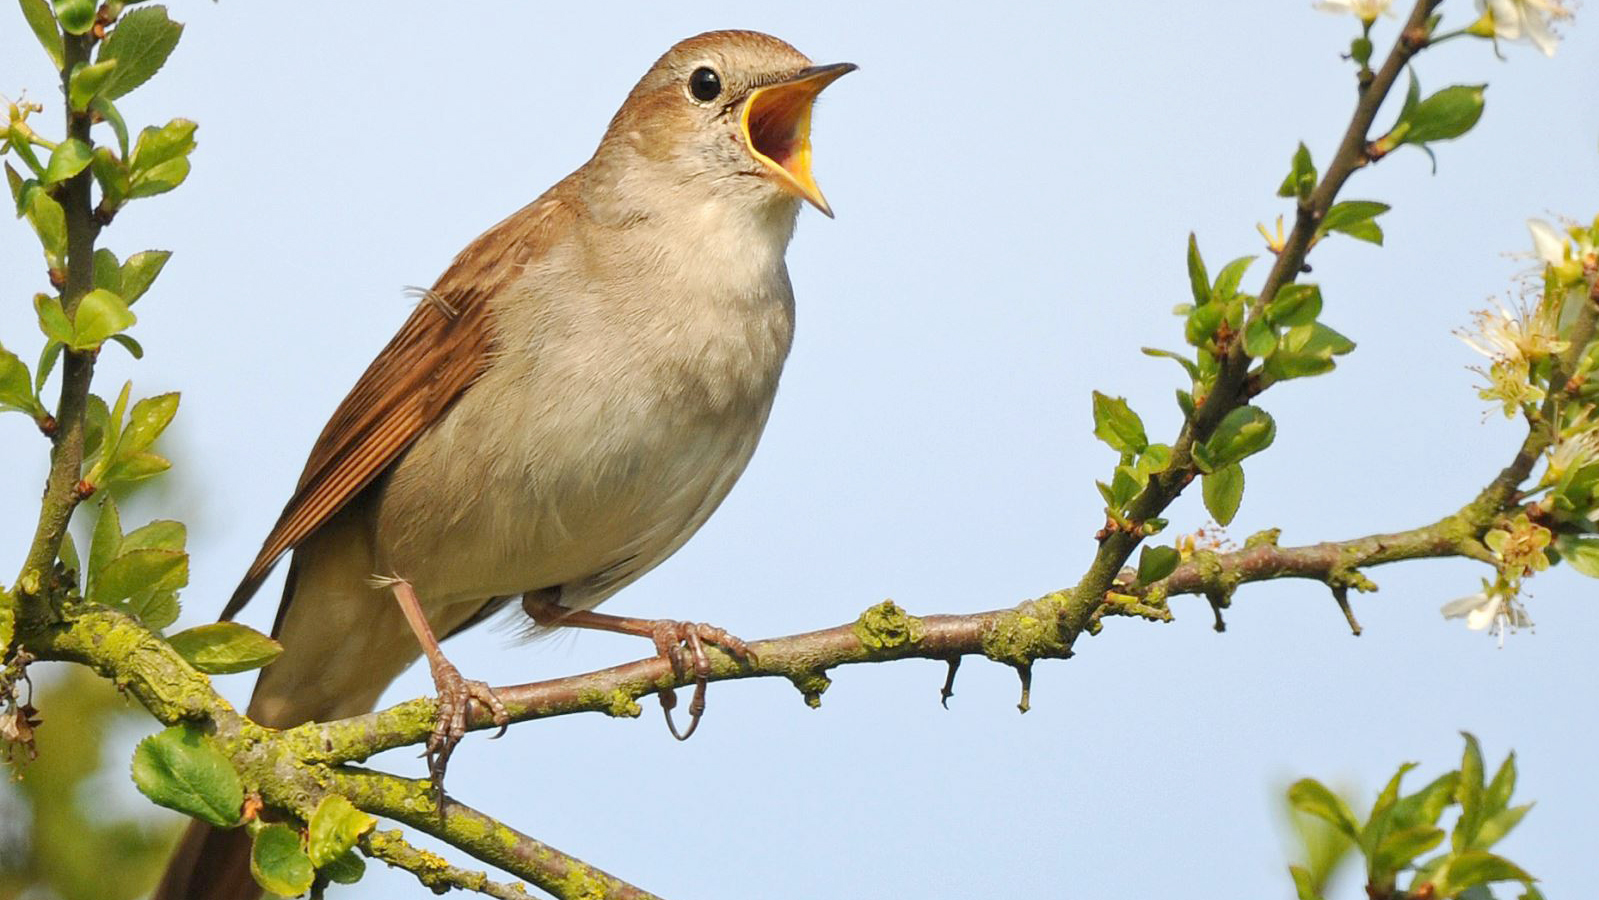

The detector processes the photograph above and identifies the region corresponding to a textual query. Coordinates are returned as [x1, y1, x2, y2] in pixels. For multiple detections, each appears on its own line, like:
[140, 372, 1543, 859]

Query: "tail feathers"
[152, 819, 258, 900]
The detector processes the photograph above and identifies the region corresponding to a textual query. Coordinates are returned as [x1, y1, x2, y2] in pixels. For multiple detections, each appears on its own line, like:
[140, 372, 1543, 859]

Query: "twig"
[362, 829, 538, 900]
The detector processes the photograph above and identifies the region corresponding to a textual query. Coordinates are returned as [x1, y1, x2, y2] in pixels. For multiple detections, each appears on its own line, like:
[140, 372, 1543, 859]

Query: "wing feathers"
[222, 198, 564, 620]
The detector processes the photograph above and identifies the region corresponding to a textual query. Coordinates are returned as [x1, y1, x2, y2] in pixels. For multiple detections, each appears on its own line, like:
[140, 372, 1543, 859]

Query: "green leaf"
[250, 823, 315, 896]
[90, 146, 131, 209]
[1212, 256, 1255, 302]
[1091, 391, 1148, 454]
[167, 622, 283, 675]
[127, 157, 189, 198]
[1278, 142, 1317, 200]
[1485, 751, 1515, 815]
[123, 588, 179, 632]
[52, 0, 95, 35]
[1137, 545, 1181, 585]
[1288, 778, 1360, 841]
[80, 390, 110, 459]
[1198, 406, 1275, 472]
[108, 333, 144, 360]
[1372, 825, 1445, 879]
[90, 95, 130, 159]
[1267, 284, 1323, 328]
[66, 59, 117, 111]
[1362, 761, 1418, 853]
[87, 496, 124, 595]
[1393, 771, 1461, 831]
[102, 449, 170, 485]
[25, 190, 67, 264]
[1141, 347, 1200, 381]
[1473, 803, 1532, 851]
[1554, 535, 1599, 577]
[1175, 389, 1195, 420]
[320, 849, 366, 884]
[1108, 465, 1142, 509]
[41, 138, 92, 185]
[96, 6, 184, 100]
[1403, 84, 1487, 145]
[1202, 463, 1244, 526]
[19, 0, 65, 69]
[94, 247, 123, 293]
[1243, 316, 1276, 359]
[119, 392, 178, 455]
[70, 288, 137, 349]
[34, 294, 74, 345]
[130, 723, 243, 827]
[129, 117, 197, 172]
[1289, 865, 1325, 900]
[94, 547, 186, 606]
[1185, 301, 1226, 349]
[1138, 443, 1173, 475]
[58, 530, 80, 573]
[1455, 731, 1486, 850]
[122, 518, 185, 552]
[1317, 200, 1389, 246]
[120, 249, 171, 304]
[5, 161, 26, 210]
[1442, 851, 1533, 894]
[308, 794, 377, 869]
[1186, 233, 1210, 307]
[0, 344, 41, 416]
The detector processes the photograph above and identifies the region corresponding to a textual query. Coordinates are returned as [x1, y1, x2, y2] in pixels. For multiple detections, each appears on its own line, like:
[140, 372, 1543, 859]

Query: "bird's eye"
[688, 66, 722, 102]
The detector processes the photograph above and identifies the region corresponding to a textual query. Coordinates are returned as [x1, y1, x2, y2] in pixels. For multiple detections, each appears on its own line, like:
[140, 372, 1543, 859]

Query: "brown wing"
[221, 198, 564, 620]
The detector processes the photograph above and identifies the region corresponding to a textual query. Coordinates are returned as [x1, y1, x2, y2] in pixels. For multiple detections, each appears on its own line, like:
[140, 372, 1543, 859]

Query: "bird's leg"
[521, 595, 753, 741]
[381, 577, 509, 796]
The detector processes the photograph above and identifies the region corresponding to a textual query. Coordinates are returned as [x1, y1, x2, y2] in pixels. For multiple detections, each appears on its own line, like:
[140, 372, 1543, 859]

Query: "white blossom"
[1528, 218, 1568, 267]
[1441, 590, 1533, 646]
[1457, 298, 1567, 364]
[1314, 0, 1395, 21]
[1477, 0, 1574, 56]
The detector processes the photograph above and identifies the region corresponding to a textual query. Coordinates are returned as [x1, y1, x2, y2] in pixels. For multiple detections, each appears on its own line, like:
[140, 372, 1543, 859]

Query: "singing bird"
[156, 30, 851, 899]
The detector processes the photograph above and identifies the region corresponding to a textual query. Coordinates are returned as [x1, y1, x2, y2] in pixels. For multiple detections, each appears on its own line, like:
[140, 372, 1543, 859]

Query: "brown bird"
[155, 29, 851, 899]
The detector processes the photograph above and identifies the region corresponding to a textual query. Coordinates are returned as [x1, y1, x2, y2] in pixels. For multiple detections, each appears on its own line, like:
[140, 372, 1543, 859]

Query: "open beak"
[741, 62, 856, 217]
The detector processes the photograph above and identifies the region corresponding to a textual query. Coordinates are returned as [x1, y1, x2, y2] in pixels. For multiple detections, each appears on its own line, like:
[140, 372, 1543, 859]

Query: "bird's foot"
[519, 596, 753, 741]
[644, 619, 754, 741]
[423, 656, 509, 801]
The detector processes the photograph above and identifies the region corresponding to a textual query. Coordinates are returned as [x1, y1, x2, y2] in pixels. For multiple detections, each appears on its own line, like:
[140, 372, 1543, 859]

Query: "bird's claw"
[649, 620, 752, 741]
[423, 659, 508, 802]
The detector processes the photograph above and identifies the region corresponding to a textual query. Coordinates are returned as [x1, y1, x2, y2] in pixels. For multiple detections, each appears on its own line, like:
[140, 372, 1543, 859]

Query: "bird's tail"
[151, 820, 257, 900]
[152, 535, 423, 900]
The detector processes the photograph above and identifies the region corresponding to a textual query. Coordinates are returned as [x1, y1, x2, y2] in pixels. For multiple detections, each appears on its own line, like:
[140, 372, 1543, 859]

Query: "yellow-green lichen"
[787, 669, 831, 708]
[852, 600, 924, 650]
[559, 862, 610, 900]
[980, 594, 1071, 667]
[1244, 527, 1281, 549]
[576, 686, 642, 719]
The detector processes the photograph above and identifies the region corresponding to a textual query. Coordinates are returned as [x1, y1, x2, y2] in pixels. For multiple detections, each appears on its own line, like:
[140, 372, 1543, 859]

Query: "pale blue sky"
[3, 3, 1597, 898]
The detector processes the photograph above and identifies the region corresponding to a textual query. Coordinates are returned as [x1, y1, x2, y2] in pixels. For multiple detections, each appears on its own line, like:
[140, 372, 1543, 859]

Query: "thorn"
[939, 658, 960, 709]
[1332, 585, 1363, 636]
[1015, 663, 1032, 714]
[1206, 592, 1227, 633]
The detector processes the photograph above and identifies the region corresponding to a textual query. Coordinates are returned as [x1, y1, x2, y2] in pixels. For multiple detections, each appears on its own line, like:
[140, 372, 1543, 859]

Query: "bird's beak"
[741, 62, 856, 218]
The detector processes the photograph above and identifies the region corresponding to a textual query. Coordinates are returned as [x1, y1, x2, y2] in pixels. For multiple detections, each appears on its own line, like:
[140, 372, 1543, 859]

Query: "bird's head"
[598, 30, 854, 219]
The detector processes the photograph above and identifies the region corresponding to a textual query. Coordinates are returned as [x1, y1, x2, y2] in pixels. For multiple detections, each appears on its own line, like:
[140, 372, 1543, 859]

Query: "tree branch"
[14, 30, 103, 624]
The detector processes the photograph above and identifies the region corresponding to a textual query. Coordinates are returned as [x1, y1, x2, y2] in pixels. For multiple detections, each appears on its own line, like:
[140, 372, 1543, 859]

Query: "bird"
[154, 29, 852, 900]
